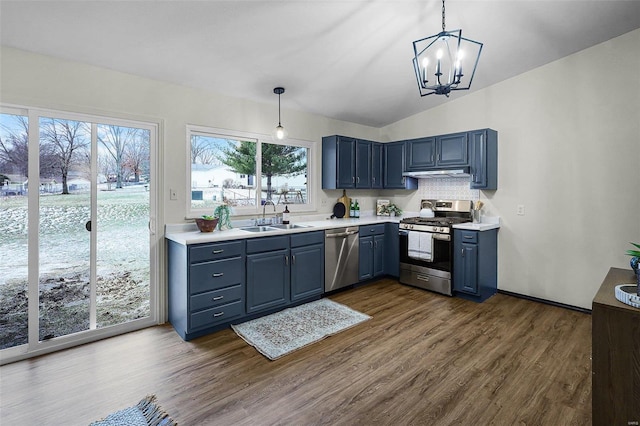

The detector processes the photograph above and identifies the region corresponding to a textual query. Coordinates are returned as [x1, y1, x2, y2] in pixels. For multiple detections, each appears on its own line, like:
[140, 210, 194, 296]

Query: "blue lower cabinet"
[384, 223, 400, 277]
[359, 225, 386, 281]
[246, 248, 290, 314]
[291, 243, 324, 302]
[453, 229, 498, 302]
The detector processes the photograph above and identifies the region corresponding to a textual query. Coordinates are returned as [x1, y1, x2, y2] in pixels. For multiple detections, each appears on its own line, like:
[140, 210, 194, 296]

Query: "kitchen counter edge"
[166, 216, 401, 245]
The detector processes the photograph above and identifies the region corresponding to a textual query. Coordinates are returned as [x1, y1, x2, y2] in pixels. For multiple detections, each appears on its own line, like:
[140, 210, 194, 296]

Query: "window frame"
[186, 125, 315, 219]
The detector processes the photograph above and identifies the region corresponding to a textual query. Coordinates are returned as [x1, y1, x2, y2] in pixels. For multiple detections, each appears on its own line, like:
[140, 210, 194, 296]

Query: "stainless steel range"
[399, 199, 472, 295]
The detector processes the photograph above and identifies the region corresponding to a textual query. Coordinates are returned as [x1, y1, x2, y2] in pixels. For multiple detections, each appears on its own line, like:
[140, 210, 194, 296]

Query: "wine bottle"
[283, 205, 290, 224]
[355, 199, 360, 218]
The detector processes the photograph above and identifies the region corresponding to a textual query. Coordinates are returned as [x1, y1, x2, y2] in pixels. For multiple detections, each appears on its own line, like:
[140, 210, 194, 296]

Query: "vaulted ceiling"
[1, 1, 639, 127]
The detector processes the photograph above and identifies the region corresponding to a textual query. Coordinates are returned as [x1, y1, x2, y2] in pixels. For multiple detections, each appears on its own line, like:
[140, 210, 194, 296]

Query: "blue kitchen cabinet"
[359, 224, 385, 281]
[453, 229, 498, 302]
[290, 231, 324, 302]
[246, 236, 290, 314]
[371, 142, 383, 189]
[383, 142, 418, 189]
[355, 139, 372, 188]
[405, 137, 436, 170]
[322, 135, 355, 189]
[469, 129, 498, 190]
[437, 132, 468, 166]
[168, 239, 246, 340]
[406, 132, 468, 170]
[384, 222, 400, 277]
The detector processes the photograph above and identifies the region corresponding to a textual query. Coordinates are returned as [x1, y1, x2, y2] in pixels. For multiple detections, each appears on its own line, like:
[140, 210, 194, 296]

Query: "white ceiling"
[1, 1, 639, 127]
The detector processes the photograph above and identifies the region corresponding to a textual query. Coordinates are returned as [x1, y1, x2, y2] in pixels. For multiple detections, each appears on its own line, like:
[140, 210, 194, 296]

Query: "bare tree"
[39, 118, 90, 194]
[0, 115, 29, 178]
[98, 125, 138, 189]
[191, 135, 218, 165]
[123, 130, 150, 183]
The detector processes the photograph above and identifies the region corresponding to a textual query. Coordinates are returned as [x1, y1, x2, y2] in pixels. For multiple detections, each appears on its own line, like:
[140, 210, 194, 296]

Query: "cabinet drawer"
[458, 230, 478, 244]
[360, 224, 385, 236]
[246, 235, 289, 254]
[190, 300, 244, 330]
[190, 284, 243, 312]
[291, 231, 324, 247]
[190, 257, 243, 294]
[190, 240, 244, 263]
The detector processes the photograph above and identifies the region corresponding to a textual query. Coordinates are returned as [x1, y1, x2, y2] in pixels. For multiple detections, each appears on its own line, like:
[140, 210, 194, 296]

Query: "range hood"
[402, 168, 471, 179]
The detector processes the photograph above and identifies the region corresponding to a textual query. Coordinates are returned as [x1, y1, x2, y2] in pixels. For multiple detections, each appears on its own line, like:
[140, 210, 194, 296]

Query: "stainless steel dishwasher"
[324, 226, 359, 292]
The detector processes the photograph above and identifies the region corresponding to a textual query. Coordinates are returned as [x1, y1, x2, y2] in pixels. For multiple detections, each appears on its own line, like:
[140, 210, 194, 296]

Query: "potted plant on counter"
[195, 215, 219, 233]
[627, 242, 640, 295]
[378, 203, 403, 217]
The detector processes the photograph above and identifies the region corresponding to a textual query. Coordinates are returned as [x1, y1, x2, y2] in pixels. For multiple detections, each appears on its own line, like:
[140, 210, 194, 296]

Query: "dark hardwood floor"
[0, 279, 592, 425]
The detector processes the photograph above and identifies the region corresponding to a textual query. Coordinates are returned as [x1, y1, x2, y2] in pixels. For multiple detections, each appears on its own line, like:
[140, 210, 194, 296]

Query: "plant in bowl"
[626, 242, 640, 295]
[380, 203, 403, 217]
[195, 215, 219, 233]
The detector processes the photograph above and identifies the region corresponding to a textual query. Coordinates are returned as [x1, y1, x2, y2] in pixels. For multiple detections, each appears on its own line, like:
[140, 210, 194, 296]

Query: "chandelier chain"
[442, 0, 446, 32]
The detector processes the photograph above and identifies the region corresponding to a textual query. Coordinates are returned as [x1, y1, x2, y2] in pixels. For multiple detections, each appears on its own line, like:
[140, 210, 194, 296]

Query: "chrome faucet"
[257, 199, 277, 225]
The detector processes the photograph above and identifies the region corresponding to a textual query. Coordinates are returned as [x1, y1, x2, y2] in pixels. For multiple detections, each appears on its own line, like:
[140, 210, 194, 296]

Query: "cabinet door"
[469, 129, 497, 190]
[358, 236, 373, 281]
[371, 143, 383, 189]
[373, 234, 385, 277]
[291, 244, 324, 302]
[384, 223, 399, 277]
[246, 249, 290, 314]
[406, 137, 436, 170]
[454, 242, 478, 295]
[355, 140, 372, 188]
[384, 142, 414, 189]
[337, 137, 356, 188]
[436, 132, 468, 166]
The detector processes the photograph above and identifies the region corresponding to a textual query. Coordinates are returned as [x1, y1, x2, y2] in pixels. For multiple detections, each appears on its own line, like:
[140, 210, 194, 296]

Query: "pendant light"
[412, 0, 483, 97]
[272, 87, 288, 141]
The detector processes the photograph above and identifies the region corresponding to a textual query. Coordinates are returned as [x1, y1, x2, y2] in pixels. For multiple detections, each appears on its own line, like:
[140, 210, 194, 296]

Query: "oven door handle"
[399, 230, 450, 241]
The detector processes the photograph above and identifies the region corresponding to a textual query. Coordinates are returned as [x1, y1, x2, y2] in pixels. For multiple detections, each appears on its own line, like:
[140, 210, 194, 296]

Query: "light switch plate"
[170, 188, 177, 200]
[517, 204, 525, 216]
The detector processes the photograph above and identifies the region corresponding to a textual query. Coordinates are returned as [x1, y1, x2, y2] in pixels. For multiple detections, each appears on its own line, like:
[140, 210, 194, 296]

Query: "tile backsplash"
[418, 178, 480, 201]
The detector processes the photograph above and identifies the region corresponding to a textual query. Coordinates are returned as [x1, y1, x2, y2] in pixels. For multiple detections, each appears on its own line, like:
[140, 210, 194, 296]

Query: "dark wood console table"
[592, 267, 639, 425]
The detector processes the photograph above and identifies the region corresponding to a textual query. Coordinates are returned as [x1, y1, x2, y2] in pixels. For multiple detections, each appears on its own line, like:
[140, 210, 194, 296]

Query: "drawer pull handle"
[212, 296, 224, 301]
[213, 312, 224, 317]
[464, 236, 473, 239]
[212, 249, 224, 254]
[212, 272, 224, 277]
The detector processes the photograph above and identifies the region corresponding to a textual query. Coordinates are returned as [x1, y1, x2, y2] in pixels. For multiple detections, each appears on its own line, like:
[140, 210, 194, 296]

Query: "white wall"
[381, 29, 640, 309]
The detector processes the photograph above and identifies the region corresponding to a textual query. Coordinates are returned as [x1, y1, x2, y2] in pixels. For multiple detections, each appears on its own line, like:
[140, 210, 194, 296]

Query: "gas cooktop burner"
[400, 217, 471, 226]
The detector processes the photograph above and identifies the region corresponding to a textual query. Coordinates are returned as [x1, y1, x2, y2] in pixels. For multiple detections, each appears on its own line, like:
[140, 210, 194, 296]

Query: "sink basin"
[240, 226, 278, 233]
[269, 224, 310, 230]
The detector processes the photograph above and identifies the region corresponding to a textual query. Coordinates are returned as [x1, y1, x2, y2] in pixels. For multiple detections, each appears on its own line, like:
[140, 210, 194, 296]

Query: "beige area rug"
[231, 298, 371, 360]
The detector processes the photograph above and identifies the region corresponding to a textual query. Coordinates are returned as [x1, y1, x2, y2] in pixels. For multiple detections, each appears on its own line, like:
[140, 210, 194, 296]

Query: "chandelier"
[412, 0, 483, 97]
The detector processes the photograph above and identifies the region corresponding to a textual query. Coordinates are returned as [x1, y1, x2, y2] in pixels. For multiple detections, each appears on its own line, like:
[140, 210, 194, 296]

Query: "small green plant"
[379, 203, 403, 216]
[201, 214, 215, 220]
[627, 242, 640, 258]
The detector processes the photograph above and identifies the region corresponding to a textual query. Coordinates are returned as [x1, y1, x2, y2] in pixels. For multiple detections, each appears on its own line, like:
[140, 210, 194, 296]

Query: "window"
[187, 126, 313, 217]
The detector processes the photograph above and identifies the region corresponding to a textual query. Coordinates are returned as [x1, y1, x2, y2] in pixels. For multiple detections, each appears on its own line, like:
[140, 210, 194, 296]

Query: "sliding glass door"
[0, 107, 158, 360]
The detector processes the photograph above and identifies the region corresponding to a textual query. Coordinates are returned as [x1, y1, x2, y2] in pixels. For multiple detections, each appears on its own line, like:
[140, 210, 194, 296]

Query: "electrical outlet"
[517, 204, 525, 216]
[170, 188, 177, 200]
[321, 198, 327, 206]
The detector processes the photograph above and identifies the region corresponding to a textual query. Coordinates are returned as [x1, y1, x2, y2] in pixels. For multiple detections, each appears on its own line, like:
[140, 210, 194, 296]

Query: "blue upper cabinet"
[323, 135, 374, 189]
[371, 143, 383, 189]
[406, 132, 468, 170]
[469, 129, 498, 190]
[405, 137, 436, 170]
[355, 139, 372, 188]
[436, 132, 468, 166]
[383, 142, 418, 190]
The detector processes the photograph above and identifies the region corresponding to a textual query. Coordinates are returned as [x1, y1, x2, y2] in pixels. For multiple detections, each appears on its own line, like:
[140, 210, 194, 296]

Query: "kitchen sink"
[269, 224, 310, 230]
[240, 226, 278, 232]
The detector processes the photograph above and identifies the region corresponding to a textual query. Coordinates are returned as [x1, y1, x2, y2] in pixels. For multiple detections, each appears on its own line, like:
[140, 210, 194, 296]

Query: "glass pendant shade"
[272, 87, 287, 141]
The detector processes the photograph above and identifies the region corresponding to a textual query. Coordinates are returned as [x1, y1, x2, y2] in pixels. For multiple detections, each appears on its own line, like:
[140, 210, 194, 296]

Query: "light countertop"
[166, 215, 401, 245]
[452, 216, 501, 231]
